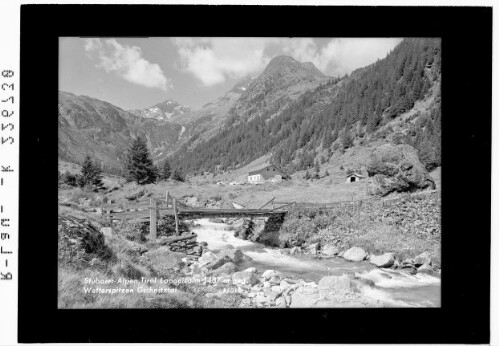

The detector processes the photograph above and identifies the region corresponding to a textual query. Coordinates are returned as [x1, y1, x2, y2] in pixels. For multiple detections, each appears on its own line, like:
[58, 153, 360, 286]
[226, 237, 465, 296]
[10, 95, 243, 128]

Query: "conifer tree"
[341, 128, 354, 149]
[160, 160, 172, 181]
[123, 136, 157, 185]
[79, 155, 103, 190]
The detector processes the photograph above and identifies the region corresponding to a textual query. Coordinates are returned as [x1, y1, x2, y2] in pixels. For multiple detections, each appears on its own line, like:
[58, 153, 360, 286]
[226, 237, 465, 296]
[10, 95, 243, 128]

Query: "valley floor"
[58, 168, 441, 308]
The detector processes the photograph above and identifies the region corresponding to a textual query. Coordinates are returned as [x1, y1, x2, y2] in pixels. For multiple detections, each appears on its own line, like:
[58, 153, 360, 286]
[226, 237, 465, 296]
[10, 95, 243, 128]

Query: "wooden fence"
[101, 193, 294, 239]
[101, 189, 440, 239]
[101, 190, 185, 238]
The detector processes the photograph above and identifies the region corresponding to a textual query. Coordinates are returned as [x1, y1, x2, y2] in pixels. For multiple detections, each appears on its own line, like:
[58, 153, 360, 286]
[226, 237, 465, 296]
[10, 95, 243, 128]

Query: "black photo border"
[19, 5, 491, 344]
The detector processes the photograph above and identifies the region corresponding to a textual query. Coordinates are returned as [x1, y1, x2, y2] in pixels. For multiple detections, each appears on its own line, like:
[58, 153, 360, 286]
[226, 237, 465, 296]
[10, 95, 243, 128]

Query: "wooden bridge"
[102, 191, 293, 239]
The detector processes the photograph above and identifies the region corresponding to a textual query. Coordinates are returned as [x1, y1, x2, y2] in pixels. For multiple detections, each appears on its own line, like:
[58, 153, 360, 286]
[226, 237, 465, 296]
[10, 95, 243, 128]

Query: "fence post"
[100, 195, 107, 220]
[150, 198, 157, 239]
[173, 197, 179, 235]
[156, 198, 160, 222]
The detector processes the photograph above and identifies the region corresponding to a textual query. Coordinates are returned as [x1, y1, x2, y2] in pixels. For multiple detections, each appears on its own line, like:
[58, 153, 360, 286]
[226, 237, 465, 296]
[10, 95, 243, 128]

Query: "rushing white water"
[192, 218, 441, 307]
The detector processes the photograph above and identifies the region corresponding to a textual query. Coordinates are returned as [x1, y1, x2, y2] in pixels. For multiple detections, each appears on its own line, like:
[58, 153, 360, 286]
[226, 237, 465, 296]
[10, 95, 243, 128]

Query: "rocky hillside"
[129, 99, 191, 122]
[58, 91, 183, 174]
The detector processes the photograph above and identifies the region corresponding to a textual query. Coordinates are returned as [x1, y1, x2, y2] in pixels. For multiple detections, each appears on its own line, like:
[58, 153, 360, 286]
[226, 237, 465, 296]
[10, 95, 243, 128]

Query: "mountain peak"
[263, 55, 325, 79]
[129, 99, 191, 121]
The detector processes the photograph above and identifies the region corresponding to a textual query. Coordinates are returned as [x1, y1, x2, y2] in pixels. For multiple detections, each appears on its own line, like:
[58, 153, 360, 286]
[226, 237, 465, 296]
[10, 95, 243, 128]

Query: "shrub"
[211, 194, 222, 202]
[172, 169, 185, 182]
[279, 217, 318, 247]
[61, 171, 79, 187]
[67, 189, 101, 207]
[114, 220, 148, 243]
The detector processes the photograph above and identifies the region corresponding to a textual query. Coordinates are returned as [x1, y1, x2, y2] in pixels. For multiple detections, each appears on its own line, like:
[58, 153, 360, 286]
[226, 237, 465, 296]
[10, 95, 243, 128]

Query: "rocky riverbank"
[181, 249, 385, 308]
[224, 190, 441, 271]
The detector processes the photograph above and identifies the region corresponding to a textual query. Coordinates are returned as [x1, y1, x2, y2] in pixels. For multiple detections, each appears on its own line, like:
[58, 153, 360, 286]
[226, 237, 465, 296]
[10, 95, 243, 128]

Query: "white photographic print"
[58, 37, 441, 309]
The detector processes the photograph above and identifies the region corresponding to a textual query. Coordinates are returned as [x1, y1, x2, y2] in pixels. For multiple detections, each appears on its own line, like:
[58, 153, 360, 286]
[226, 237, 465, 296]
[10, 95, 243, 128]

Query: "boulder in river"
[205, 255, 233, 270]
[369, 253, 395, 268]
[216, 249, 244, 264]
[366, 144, 436, 197]
[417, 263, 434, 274]
[413, 252, 432, 267]
[321, 244, 340, 257]
[342, 247, 367, 262]
[305, 243, 320, 255]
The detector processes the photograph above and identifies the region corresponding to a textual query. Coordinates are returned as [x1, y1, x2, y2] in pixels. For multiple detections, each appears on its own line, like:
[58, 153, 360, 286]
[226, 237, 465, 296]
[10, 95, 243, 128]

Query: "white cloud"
[172, 37, 402, 85]
[280, 38, 403, 76]
[173, 37, 271, 86]
[83, 38, 171, 90]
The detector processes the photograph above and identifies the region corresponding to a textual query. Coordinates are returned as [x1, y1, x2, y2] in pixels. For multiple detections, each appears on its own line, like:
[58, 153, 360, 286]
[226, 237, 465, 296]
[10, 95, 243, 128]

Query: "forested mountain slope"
[170, 38, 441, 175]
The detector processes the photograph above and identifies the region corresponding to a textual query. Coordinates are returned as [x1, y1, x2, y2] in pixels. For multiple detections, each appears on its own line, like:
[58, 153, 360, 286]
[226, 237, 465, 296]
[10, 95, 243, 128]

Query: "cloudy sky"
[59, 37, 402, 110]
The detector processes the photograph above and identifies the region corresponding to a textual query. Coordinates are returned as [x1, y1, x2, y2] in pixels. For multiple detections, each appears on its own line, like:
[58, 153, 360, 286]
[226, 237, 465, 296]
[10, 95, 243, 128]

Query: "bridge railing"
[101, 191, 290, 239]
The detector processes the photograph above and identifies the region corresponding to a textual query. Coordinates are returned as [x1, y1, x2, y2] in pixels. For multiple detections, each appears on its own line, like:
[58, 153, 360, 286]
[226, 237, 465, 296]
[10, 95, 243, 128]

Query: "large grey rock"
[342, 247, 367, 262]
[216, 249, 244, 264]
[321, 244, 340, 257]
[244, 267, 258, 273]
[209, 262, 238, 276]
[198, 251, 219, 266]
[417, 263, 434, 274]
[318, 275, 354, 292]
[290, 286, 320, 307]
[366, 144, 436, 197]
[232, 270, 259, 286]
[275, 296, 287, 308]
[292, 282, 383, 308]
[306, 243, 319, 255]
[124, 188, 146, 201]
[100, 227, 113, 238]
[58, 216, 112, 268]
[413, 252, 432, 267]
[369, 253, 395, 268]
[262, 270, 281, 280]
[205, 255, 233, 270]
